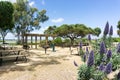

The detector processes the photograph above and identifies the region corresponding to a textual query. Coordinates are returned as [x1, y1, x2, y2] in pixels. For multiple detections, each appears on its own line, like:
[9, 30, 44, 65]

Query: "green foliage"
[77, 64, 95, 80]
[13, 0, 48, 43]
[77, 22, 120, 80]
[0, 1, 14, 43]
[44, 25, 56, 35]
[54, 24, 95, 47]
[63, 38, 71, 47]
[117, 30, 120, 37]
[94, 53, 101, 66]
[39, 40, 46, 47]
[53, 37, 62, 46]
[79, 48, 84, 56]
[93, 70, 105, 80]
[112, 37, 120, 42]
[111, 54, 120, 71]
[94, 27, 101, 37]
[81, 38, 89, 46]
[117, 20, 120, 30]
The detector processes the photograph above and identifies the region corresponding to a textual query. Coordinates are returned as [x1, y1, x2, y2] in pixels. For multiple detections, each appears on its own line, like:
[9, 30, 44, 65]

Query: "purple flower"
[83, 54, 86, 62]
[99, 63, 105, 71]
[87, 50, 94, 67]
[73, 61, 78, 67]
[104, 22, 109, 35]
[117, 43, 120, 53]
[100, 42, 106, 54]
[88, 34, 91, 41]
[79, 41, 82, 48]
[107, 50, 112, 59]
[117, 71, 120, 79]
[86, 47, 89, 54]
[109, 26, 113, 36]
[104, 62, 112, 74]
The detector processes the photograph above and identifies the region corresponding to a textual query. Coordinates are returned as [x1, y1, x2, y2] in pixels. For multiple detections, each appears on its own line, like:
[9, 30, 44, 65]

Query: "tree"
[13, 0, 49, 44]
[54, 24, 94, 46]
[94, 27, 101, 37]
[117, 21, 120, 37]
[44, 25, 57, 35]
[0, 1, 14, 43]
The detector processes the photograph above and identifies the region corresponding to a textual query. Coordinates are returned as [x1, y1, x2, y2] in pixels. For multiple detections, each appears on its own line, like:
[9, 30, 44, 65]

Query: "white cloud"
[51, 18, 64, 23]
[29, 1, 35, 6]
[41, 0, 45, 5]
[0, 0, 16, 3]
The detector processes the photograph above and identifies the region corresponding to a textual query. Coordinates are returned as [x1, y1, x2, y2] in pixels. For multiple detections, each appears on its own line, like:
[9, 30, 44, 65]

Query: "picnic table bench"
[0, 49, 27, 66]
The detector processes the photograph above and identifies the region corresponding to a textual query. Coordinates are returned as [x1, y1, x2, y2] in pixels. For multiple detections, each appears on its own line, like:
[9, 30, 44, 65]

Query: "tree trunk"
[2, 36, 5, 44]
[17, 33, 21, 44]
[70, 38, 74, 55]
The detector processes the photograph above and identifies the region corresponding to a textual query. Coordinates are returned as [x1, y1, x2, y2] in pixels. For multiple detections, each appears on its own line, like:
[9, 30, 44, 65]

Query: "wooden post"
[40, 36, 41, 46]
[35, 36, 37, 49]
[31, 36, 33, 48]
[46, 36, 48, 45]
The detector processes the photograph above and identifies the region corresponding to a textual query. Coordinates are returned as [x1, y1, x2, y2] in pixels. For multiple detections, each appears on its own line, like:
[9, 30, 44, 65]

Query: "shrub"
[112, 37, 120, 42]
[63, 38, 71, 47]
[92, 70, 105, 80]
[111, 54, 120, 71]
[53, 37, 62, 46]
[39, 40, 46, 47]
[77, 64, 95, 80]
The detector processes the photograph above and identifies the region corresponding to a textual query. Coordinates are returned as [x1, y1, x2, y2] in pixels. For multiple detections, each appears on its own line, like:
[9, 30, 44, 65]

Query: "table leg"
[0, 52, 3, 66]
[15, 50, 21, 62]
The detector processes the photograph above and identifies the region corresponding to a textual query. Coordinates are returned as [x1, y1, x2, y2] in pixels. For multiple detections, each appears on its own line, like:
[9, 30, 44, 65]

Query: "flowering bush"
[76, 22, 120, 80]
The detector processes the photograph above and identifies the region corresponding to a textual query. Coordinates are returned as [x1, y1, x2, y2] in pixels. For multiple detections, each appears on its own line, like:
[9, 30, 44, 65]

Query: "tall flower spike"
[107, 50, 112, 59]
[117, 43, 120, 53]
[88, 34, 91, 41]
[100, 42, 106, 54]
[104, 22, 109, 35]
[86, 47, 89, 54]
[83, 53, 86, 62]
[73, 61, 78, 67]
[117, 71, 120, 79]
[99, 63, 105, 71]
[109, 26, 113, 36]
[79, 41, 82, 48]
[104, 62, 112, 74]
[87, 50, 94, 67]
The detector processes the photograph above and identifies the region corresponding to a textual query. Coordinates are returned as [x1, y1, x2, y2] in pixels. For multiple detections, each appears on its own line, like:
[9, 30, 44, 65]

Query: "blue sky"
[1, 0, 120, 39]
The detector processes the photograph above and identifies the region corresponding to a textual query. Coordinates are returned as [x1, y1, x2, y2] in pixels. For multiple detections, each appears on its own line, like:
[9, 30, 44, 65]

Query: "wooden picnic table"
[0, 49, 27, 66]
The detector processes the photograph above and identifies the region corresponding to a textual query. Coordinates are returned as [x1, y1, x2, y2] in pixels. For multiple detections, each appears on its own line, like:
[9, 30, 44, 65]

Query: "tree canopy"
[44, 25, 57, 35]
[13, 0, 49, 44]
[117, 20, 120, 36]
[94, 27, 101, 37]
[54, 24, 94, 38]
[0, 1, 14, 43]
[53, 24, 95, 46]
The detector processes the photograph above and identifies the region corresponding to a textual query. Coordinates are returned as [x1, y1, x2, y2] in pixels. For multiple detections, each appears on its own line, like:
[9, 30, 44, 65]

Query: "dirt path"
[0, 47, 84, 80]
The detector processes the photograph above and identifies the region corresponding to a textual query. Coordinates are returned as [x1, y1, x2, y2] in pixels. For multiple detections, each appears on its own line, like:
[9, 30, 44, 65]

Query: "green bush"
[78, 64, 95, 80]
[92, 70, 105, 80]
[112, 37, 120, 42]
[53, 37, 62, 46]
[111, 54, 120, 71]
[39, 40, 46, 47]
[63, 38, 71, 47]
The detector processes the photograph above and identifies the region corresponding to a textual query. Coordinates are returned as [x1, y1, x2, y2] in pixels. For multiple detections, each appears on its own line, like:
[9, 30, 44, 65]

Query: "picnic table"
[0, 49, 27, 66]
